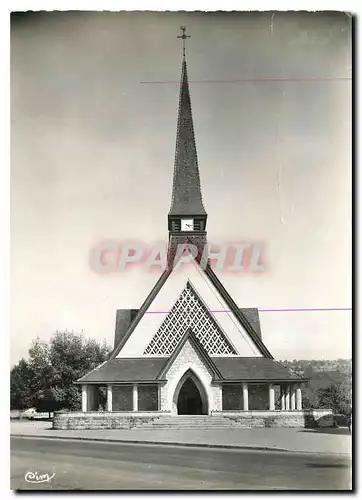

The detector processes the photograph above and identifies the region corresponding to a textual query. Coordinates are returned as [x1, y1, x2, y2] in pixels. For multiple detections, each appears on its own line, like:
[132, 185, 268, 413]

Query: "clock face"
[181, 218, 194, 231]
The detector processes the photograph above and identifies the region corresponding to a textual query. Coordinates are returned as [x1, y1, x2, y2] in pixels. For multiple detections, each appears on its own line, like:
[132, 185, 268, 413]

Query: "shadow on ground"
[305, 463, 350, 469]
[300, 428, 351, 435]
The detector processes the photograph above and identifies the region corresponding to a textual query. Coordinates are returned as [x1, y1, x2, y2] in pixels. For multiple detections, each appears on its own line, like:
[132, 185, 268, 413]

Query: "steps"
[137, 415, 254, 429]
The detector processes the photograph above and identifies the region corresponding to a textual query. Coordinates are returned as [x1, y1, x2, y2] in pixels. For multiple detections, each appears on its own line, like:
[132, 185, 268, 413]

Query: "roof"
[212, 358, 306, 382]
[157, 329, 223, 380]
[169, 57, 206, 217]
[240, 308, 262, 339]
[76, 358, 168, 384]
[109, 258, 273, 361]
[76, 356, 306, 384]
[204, 264, 273, 358]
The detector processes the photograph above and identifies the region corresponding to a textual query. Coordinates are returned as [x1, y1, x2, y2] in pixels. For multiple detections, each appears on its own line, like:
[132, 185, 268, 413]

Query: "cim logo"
[89, 240, 267, 275]
[25, 471, 56, 484]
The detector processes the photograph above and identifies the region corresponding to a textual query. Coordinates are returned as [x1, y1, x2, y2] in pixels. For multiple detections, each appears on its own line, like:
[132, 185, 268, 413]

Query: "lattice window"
[144, 282, 236, 355]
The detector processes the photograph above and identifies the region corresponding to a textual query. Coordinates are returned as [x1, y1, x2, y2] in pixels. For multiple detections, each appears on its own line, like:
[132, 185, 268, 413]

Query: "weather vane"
[177, 26, 190, 58]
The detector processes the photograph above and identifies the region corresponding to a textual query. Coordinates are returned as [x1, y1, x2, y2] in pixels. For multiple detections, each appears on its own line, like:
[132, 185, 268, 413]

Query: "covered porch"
[79, 381, 304, 413]
[80, 383, 161, 413]
[221, 381, 303, 412]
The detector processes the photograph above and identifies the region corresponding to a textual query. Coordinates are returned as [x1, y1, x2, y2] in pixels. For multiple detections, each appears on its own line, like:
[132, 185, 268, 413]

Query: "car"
[22, 408, 37, 419]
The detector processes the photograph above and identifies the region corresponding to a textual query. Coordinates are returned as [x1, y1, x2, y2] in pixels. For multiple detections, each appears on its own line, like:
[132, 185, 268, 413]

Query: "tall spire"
[168, 27, 207, 219]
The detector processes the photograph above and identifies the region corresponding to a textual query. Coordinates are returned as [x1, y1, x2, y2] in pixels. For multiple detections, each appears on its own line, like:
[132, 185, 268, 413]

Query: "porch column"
[268, 384, 275, 411]
[291, 386, 296, 410]
[107, 385, 113, 412]
[82, 385, 87, 412]
[242, 383, 249, 411]
[133, 384, 138, 412]
[296, 385, 302, 410]
[157, 385, 161, 411]
[285, 385, 290, 411]
[281, 385, 285, 410]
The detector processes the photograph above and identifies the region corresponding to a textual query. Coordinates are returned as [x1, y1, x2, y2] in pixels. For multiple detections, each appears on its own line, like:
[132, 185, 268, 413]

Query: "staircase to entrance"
[137, 415, 255, 429]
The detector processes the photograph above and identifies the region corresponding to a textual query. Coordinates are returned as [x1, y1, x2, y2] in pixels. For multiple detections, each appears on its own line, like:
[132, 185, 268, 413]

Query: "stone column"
[242, 383, 249, 411]
[296, 385, 302, 410]
[291, 386, 296, 410]
[285, 385, 290, 411]
[281, 385, 286, 410]
[133, 384, 138, 412]
[157, 385, 161, 411]
[268, 383, 275, 411]
[82, 385, 87, 412]
[107, 385, 113, 412]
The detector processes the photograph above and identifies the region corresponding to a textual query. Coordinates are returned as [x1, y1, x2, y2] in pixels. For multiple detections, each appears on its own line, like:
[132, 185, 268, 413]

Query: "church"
[54, 29, 331, 430]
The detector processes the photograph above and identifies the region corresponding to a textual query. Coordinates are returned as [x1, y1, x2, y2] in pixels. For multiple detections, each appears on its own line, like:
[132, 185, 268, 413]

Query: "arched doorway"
[174, 370, 208, 415]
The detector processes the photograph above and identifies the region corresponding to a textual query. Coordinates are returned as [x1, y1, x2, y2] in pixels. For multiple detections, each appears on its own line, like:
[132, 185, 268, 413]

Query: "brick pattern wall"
[138, 385, 158, 411]
[112, 385, 133, 411]
[53, 412, 167, 430]
[53, 409, 333, 430]
[160, 339, 222, 413]
[222, 384, 243, 410]
[248, 384, 269, 410]
[211, 409, 333, 428]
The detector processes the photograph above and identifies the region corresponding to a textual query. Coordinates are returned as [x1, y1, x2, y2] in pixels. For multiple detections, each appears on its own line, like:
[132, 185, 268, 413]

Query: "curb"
[11, 433, 289, 452]
[10, 433, 350, 456]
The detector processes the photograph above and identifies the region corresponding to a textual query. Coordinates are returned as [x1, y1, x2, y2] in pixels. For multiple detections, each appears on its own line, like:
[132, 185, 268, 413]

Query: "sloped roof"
[169, 57, 206, 217]
[156, 329, 223, 380]
[76, 358, 168, 384]
[76, 356, 306, 384]
[109, 258, 272, 361]
[212, 358, 307, 382]
[240, 308, 262, 339]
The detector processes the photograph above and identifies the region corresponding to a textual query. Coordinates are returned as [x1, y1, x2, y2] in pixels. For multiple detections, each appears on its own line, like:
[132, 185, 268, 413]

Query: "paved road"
[11, 436, 352, 491]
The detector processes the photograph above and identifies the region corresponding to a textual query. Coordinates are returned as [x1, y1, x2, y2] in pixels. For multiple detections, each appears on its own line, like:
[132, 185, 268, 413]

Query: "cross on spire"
[169, 26, 207, 227]
[177, 26, 190, 58]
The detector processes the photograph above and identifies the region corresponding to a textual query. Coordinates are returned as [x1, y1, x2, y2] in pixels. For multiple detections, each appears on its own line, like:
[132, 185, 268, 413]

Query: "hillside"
[279, 359, 352, 411]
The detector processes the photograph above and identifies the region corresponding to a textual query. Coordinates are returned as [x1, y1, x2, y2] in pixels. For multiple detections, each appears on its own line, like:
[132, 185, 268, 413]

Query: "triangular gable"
[109, 269, 171, 359]
[204, 264, 273, 358]
[157, 328, 224, 381]
[110, 252, 273, 360]
[144, 280, 237, 356]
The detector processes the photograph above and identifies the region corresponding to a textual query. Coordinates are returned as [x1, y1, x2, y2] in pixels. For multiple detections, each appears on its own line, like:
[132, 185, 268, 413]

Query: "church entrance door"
[177, 376, 206, 415]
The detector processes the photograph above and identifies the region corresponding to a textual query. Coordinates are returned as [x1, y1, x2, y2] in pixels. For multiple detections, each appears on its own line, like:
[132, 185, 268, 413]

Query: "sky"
[10, 11, 352, 365]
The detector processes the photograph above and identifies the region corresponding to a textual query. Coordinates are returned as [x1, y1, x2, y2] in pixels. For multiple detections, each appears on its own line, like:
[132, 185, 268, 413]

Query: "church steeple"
[168, 27, 207, 234]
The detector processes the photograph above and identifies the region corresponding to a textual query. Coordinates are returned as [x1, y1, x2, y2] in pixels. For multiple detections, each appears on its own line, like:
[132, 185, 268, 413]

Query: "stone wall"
[53, 411, 169, 430]
[160, 339, 222, 413]
[248, 384, 269, 411]
[112, 385, 133, 411]
[212, 409, 333, 428]
[222, 384, 243, 410]
[138, 385, 158, 411]
[54, 409, 333, 430]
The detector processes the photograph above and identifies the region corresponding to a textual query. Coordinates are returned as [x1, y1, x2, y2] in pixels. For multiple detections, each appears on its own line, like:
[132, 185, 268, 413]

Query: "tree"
[10, 358, 34, 409]
[10, 331, 111, 413]
[33, 388, 60, 419]
[317, 383, 351, 414]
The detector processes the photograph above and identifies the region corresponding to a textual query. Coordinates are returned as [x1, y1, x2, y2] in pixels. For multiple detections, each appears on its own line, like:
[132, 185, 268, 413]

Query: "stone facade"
[138, 385, 158, 411]
[222, 384, 243, 410]
[248, 384, 270, 410]
[53, 411, 169, 430]
[54, 409, 333, 430]
[112, 385, 133, 411]
[212, 409, 333, 428]
[160, 339, 222, 414]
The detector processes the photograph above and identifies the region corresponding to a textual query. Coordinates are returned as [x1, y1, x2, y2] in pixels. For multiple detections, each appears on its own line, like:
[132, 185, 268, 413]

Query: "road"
[11, 436, 352, 491]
